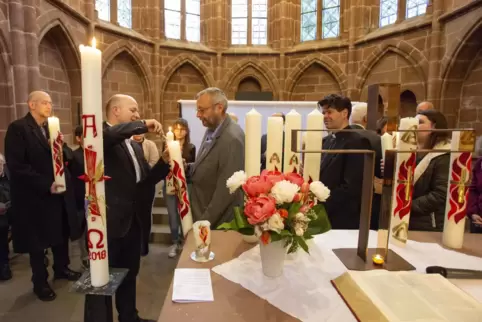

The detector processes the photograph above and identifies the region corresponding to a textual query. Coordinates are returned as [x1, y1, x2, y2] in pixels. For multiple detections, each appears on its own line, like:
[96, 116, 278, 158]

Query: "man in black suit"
[260, 112, 285, 171]
[350, 102, 383, 230]
[103, 94, 169, 322]
[318, 94, 371, 229]
[5, 91, 83, 301]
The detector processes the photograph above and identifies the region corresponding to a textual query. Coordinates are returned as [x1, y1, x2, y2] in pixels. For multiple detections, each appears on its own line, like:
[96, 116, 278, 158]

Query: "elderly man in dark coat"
[4, 91, 82, 301]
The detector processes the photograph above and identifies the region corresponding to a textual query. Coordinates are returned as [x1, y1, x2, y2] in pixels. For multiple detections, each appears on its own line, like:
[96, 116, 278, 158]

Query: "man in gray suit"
[187, 87, 245, 228]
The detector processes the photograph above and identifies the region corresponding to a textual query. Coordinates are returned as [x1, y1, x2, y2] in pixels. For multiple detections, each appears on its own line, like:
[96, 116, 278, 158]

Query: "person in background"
[376, 117, 388, 135]
[409, 110, 450, 231]
[132, 134, 160, 168]
[260, 112, 285, 171]
[467, 157, 482, 233]
[416, 101, 434, 113]
[69, 125, 89, 269]
[0, 153, 12, 281]
[164, 118, 196, 258]
[228, 112, 238, 124]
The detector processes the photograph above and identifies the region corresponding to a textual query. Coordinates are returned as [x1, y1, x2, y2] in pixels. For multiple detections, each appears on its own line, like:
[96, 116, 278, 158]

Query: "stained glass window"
[95, 0, 110, 22]
[380, 0, 398, 27]
[252, 0, 267, 45]
[406, 0, 428, 18]
[232, 0, 248, 45]
[165, 0, 181, 39]
[185, 0, 201, 42]
[117, 0, 132, 28]
[322, 0, 340, 38]
[301, 0, 317, 42]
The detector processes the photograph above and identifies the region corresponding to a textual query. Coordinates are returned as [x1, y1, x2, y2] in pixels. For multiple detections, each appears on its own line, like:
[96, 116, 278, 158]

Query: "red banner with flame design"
[448, 152, 472, 224]
[393, 153, 416, 220]
[172, 160, 191, 221]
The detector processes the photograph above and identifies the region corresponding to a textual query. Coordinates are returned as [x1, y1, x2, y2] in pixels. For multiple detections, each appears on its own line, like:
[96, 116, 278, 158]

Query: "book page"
[350, 270, 482, 322]
[172, 268, 214, 303]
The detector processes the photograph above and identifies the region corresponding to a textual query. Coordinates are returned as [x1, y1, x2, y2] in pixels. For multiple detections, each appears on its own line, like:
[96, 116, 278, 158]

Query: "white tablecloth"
[211, 230, 482, 322]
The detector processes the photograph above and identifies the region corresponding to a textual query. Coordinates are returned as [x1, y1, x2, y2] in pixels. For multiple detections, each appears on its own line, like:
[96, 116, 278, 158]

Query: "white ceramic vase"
[259, 240, 286, 277]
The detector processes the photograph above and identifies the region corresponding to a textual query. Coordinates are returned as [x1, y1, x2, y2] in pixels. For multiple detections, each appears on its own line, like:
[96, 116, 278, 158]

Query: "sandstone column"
[8, 0, 29, 116]
[346, 0, 359, 99]
[24, 0, 40, 92]
[427, 0, 444, 107]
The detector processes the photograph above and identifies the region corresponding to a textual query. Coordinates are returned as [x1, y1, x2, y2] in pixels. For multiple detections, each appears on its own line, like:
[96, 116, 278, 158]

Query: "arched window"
[380, 0, 398, 27]
[406, 0, 428, 19]
[300, 0, 340, 42]
[118, 0, 132, 28]
[231, 0, 268, 45]
[165, 0, 201, 42]
[95, 0, 110, 22]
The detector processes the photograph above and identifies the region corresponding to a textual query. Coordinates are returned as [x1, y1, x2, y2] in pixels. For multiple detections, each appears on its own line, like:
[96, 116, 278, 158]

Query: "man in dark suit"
[350, 102, 383, 230]
[5, 91, 83, 301]
[260, 112, 285, 171]
[103, 94, 169, 322]
[318, 94, 371, 229]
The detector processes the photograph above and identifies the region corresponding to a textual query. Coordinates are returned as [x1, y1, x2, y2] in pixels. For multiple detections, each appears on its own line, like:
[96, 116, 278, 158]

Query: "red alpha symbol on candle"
[82, 115, 98, 138]
[448, 152, 472, 224]
[52, 131, 65, 176]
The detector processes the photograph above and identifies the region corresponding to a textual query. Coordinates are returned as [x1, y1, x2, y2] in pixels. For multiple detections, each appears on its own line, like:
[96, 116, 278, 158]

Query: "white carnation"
[270, 180, 299, 204]
[294, 224, 304, 237]
[309, 181, 330, 202]
[226, 170, 247, 194]
[295, 212, 310, 222]
[267, 213, 284, 233]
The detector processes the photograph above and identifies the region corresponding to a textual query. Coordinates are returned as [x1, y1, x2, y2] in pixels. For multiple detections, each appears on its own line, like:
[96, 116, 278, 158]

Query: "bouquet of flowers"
[218, 170, 331, 253]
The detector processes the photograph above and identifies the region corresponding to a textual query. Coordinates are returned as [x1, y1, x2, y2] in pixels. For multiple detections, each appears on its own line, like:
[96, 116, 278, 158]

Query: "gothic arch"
[219, 59, 281, 98]
[37, 10, 81, 51]
[102, 40, 153, 97]
[159, 54, 215, 94]
[285, 54, 347, 96]
[355, 40, 428, 94]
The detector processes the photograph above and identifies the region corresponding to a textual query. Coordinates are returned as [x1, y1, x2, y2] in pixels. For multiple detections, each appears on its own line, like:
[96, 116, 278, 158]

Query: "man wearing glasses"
[5, 91, 82, 301]
[186, 87, 245, 228]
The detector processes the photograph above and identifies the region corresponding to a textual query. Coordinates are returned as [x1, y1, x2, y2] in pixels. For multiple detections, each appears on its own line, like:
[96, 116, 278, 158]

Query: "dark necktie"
[321, 135, 337, 165]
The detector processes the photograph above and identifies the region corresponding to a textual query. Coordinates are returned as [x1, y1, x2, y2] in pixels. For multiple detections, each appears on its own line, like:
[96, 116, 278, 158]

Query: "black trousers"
[0, 223, 9, 265]
[29, 236, 69, 286]
[109, 219, 141, 322]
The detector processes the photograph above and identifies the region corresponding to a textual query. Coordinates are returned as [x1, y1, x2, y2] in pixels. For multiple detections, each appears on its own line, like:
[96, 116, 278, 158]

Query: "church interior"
[0, 0, 481, 321]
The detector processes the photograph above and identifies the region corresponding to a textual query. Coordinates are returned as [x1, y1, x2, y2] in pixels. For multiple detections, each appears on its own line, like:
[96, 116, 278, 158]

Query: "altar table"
[157, 230, 482, 322]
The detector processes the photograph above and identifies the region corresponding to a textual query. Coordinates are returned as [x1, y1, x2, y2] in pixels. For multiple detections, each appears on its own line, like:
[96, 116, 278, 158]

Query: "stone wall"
[0, 0, 481, 153]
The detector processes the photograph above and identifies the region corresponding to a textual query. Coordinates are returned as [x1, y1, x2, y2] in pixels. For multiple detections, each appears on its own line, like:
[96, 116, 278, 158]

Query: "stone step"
[152, 207, 170, 225]
[150, 224, 171, 244]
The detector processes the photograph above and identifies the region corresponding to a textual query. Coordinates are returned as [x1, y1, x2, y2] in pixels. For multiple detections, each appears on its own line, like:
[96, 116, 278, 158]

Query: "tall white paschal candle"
[266, 116, 284, 172]
[47, 116, 67, 193]
[380, 132, 393, 161]
[245, 108, 262, 176]
[167, 140, 193, 236]
[443, 131, 473, 249]
[389, 117, 418, 247]
[283, 110, 302, 174]
[303, 109, 324, 182]
[79, 38, 109, 287]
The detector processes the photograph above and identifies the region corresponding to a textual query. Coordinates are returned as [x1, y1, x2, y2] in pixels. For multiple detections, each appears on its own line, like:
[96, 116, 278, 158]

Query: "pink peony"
[284, 172, 305, 187]
[242, 175, 273, 198]
[244, 196, 277, 225]
[261, 169, 284, 185]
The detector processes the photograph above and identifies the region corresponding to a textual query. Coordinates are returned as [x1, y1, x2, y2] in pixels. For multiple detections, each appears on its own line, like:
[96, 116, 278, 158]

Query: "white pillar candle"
[443, 131, 473, 249]
[166, 127, 174, 142]
[283, 110, 302, 174]
[303, 109, 324, 182]
[167, 140, 193, 236]
[266, 116, 284, 172]
[245, 108, 262, 177]
[79, 38, 109, 287]
[47, 116, 67, 193]
[389, 117, 418, 247]
[380, 132, 393, 161]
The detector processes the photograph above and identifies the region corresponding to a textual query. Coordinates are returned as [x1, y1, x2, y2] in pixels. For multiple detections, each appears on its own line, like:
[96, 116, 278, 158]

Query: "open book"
[332, 270, 482, 322]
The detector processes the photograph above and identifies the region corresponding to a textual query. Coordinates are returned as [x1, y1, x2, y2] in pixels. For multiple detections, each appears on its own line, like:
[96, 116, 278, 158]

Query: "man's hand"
[374, 177, 383, 195]
[144, 119, 163, 135]
[471, 214, 482, 226]
[161, 146, 170, 164]
[50, 182, 65, 194]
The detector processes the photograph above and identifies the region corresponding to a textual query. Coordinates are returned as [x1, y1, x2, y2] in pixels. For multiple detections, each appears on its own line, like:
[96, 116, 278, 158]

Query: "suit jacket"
[319, 128, 371, 229]
[102, 121, 169, 240]
[70, 147, 85, 211]
[189, 117, 245, 228]
[5, 113, 82, 253]
[350, 125, 382, 229]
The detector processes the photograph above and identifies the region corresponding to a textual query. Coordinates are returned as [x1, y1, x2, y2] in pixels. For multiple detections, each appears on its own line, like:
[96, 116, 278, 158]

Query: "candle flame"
[92, 37, 97, 49]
